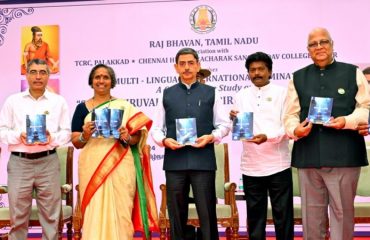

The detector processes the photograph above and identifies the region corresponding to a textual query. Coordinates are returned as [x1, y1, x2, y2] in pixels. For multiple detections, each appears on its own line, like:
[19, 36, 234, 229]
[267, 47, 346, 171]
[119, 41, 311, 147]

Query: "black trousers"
[243, 168, 294, 240]
[184, 197, 203, 240]
[166, 170, 219, 240]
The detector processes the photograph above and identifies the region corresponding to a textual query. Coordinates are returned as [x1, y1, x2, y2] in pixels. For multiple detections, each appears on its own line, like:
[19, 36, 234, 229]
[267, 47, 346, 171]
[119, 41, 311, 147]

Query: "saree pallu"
[79, 99, 158, 240]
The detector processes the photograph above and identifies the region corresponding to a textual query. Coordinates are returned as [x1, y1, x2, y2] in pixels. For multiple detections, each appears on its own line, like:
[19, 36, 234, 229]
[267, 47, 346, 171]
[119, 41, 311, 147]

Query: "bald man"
[284, 27, 370, 240]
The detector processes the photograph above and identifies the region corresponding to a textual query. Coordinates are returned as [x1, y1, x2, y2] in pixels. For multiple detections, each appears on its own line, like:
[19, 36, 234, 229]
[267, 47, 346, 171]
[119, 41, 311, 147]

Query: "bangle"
[79, 132, 87, 143]
[127, 134, 132, 145]
[119, 138, 128, 147]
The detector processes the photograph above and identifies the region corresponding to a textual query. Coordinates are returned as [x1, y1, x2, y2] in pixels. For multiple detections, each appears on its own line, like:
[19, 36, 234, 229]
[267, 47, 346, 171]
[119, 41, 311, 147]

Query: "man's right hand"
[163, 138, 184, 150]
[20, 132, 28, 145]
[357, 122, 369, 136]
[229, 110, 239, 120]
[294, 119, 313, 138]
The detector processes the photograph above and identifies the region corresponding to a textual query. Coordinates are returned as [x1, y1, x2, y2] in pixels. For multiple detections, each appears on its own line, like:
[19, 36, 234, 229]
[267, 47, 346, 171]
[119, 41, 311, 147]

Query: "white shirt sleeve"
[150, 95, 167, 147]
[49, 97, 71, 147]
[343, 68, 370, 129]
[0, 96, 22, 145]
[212, 90, 232, 144]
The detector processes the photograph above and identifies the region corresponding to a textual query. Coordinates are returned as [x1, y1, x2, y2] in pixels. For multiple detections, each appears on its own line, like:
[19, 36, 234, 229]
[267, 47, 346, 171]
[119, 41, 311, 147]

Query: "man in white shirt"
[230, 52, 293, 240]
[0, 59, 71, 239]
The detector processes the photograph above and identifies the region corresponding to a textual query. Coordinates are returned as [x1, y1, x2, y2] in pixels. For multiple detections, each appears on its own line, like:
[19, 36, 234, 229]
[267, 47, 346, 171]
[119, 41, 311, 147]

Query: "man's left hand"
[192, 134, 214, 148]
[324, 116, 346, 129]
[357, 122, 369, 136]
[38, 130, 51, 145]
[246, 134, 267, 145]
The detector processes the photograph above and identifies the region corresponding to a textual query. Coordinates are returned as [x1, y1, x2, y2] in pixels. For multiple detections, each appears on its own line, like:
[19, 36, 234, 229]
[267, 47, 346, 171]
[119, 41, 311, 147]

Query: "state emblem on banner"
[189, 5, 217, 34]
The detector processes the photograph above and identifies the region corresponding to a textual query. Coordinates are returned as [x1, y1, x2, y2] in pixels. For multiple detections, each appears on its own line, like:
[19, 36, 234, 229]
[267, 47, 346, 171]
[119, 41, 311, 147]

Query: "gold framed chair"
[266, 167, 304, 231]
[354, 146, 370, 225]
[158, 143, 239, 240]
[0, 146, 74, 240]
[265, 144, 329, 239]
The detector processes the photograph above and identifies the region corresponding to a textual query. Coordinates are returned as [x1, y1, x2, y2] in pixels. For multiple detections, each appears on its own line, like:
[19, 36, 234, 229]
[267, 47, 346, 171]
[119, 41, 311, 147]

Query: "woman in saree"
[71, 64, 158, 239]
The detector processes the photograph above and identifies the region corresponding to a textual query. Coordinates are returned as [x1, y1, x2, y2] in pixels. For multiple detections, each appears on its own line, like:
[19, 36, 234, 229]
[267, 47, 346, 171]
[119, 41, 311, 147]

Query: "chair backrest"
[356, 146, 370, 196]
[292, 167, 300, 196]
[357, 165, 370, 196]
[288, 141, 301, 197]
[56, 146, 74, 200]
[189, 143, 229, 199]
[215, 143, 228, 199]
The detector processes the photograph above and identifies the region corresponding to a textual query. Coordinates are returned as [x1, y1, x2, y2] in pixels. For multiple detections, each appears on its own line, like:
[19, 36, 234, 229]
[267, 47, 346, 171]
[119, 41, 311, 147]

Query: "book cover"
[91, 108, 110, 138]
[110, 109, 124, 139]
[26, 114, 47, 144]
[176, 118, 197, 145]
[232, 112, 253, 140]
[307, 96, 333, 124]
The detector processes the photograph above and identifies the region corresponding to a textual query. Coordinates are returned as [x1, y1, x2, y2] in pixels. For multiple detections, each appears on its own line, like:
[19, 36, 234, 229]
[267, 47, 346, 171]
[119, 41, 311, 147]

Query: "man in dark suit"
[151, 47, 230, 240]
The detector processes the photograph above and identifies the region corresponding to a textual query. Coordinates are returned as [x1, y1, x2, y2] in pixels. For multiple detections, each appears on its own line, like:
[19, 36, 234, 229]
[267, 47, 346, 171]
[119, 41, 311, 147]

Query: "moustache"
[252, 76, 263, 81]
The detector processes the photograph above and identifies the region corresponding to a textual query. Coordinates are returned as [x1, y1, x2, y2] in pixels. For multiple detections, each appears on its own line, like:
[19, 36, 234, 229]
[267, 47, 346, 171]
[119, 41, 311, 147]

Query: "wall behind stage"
[1, 0, 370, 230]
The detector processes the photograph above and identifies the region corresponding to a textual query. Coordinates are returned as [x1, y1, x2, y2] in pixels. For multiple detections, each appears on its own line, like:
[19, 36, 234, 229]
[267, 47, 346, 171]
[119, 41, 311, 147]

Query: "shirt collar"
[251, 82, 271, 92]
[180, 80, 199, 90]
[315, 59, 336, 70]
[22, 88, 51, 100]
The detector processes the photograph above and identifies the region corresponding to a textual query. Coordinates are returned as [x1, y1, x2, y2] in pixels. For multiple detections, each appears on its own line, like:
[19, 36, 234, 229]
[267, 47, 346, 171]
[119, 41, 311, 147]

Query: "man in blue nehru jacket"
[151, 47, 230, 240]
[284, 27, 370, 240]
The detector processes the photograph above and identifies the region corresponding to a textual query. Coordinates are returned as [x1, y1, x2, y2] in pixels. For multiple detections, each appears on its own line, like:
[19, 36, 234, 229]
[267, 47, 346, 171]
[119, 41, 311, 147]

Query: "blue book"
[232, 112, 253, 140]
[110, 109, 124, 139]
[176, 118, 197, 145]
[91, 108, 110, 138]
[26, 114, 47, 144]
[307, 96, 333, 124]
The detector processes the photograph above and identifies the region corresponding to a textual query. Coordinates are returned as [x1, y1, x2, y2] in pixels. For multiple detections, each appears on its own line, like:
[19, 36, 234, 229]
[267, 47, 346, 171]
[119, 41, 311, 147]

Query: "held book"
[232, 112, 253, 140]
[92, 108, 124, 138]
[110, 109, 124, 139]
[26, 114, 47, 144]
[176, 118, 197, 145]
[307, 96, 333, 124]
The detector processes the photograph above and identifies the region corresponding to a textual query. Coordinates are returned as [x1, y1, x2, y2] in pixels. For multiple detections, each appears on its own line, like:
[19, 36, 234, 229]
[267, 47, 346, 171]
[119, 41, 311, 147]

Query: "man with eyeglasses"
[22, 26, 59, 75]
[284, 27, 370, 239]
[0, 58, 71, 239]
[151, 48, 230, 240]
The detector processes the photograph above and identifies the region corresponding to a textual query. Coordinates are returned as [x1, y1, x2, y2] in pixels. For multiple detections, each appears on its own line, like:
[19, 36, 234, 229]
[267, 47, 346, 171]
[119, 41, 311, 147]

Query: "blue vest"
[292, 61, 368, 168]
[163, 82, 216, 170]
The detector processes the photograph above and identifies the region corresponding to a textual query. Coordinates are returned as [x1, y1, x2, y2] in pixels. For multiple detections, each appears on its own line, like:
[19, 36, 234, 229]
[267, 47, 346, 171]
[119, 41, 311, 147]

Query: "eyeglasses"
[28, 70, 49, 77]
[178, 61, 197, 67]
[307, 39, 332, 49]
